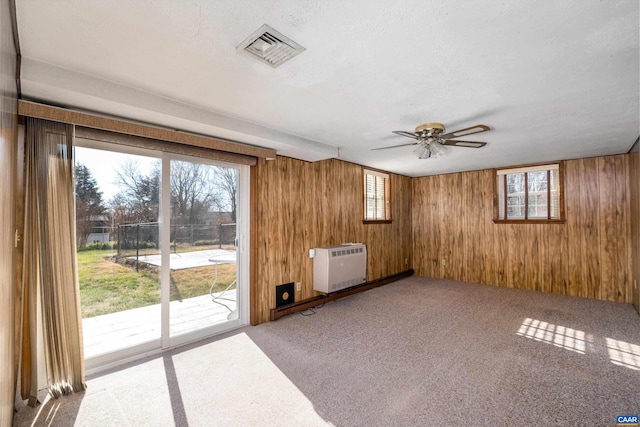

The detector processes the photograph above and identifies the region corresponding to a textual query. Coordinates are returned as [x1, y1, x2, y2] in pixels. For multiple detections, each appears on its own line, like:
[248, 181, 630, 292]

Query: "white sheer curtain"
[20, 118, 86, 404]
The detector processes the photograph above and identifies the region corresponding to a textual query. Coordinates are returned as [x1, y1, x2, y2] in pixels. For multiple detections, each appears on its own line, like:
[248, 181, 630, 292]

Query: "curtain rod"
[17, 100, 277, 159]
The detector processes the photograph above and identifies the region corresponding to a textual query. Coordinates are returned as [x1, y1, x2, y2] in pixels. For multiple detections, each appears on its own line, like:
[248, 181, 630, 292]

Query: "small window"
[363, 168, 391, 222]
[494, 163, 564, 223]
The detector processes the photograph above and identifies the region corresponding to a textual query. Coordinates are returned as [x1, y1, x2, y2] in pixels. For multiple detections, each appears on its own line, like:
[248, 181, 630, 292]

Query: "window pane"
[507, 195, 525, 218]
[506, 173, 525, 218]
[376, 176, 385, 219]
[169, 160, 239, 338]
[496, 164, 561, 222]
[550, 168, 560, 219]
[507, 173, 525, 194]
[528, 171, 547, 192]
[497, 175, 505, 219]
[527, 171, 548, 218]
[364, 170, 390, 220]
[75, 146, 162, 360]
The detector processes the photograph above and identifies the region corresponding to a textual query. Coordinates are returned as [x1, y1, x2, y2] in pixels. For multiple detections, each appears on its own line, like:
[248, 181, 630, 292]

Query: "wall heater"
[313, 243, 367, 293]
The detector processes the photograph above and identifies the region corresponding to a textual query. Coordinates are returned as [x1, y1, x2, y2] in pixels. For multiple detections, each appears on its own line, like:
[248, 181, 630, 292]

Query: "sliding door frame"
[162, 152, 250, 349]
[76, 139, 250, 373]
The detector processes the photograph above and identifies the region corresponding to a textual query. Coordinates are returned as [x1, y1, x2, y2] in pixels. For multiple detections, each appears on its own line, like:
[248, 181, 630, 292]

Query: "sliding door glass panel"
[75, 146, 162, 360]
[75, 141, 247, 368]
[168, 159, 239, 339]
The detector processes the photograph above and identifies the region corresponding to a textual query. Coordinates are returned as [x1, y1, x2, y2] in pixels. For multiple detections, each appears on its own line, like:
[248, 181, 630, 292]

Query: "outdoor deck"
[82, 289, 237, 359]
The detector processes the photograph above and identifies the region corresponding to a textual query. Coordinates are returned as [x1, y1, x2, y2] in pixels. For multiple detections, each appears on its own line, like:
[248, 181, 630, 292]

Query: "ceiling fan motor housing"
[415, 122, 445, 137]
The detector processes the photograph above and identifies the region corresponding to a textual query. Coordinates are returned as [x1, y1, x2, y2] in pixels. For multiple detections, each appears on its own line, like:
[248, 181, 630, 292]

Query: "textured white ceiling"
[15, 0, 639, 176]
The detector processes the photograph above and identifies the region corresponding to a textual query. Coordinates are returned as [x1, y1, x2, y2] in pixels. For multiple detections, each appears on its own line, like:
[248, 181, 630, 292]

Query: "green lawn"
[77, 249, 236, 318]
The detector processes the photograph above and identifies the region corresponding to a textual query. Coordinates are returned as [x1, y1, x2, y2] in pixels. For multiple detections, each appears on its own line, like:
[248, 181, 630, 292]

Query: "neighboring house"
[78, 214, 113, 244]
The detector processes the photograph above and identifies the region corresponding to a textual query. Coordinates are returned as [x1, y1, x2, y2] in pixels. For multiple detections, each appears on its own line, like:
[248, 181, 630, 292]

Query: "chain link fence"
[116, 222, 236, 258]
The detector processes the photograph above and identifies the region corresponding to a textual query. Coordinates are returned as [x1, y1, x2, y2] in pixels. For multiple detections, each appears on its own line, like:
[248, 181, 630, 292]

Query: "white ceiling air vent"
[237, 24, 305, 68]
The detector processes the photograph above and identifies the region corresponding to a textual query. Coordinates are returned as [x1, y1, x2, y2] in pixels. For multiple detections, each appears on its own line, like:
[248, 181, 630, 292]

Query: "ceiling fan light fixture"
[413, 143, 431, 159]
[429, 142, 447, 158]
[382, 121, 490, 158]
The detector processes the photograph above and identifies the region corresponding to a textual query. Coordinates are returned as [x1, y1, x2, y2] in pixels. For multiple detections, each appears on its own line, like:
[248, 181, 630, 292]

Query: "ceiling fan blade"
[441, 140, 487, 148]
[372, 142, 418, 151]
[392, 130, 420, 140]
[440, 124, 490, 140]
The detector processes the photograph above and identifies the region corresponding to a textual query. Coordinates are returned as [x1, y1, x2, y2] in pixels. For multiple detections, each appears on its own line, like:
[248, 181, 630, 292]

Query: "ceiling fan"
[374, 122, 490, 159]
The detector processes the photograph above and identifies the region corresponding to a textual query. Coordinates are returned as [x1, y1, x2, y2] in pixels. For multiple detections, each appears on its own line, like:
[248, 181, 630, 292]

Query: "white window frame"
[363, 168, 391, 222]
[495, 162, 564, 223]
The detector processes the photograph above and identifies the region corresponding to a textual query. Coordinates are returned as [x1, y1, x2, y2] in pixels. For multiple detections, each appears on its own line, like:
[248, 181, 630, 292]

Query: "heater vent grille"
[237, 24, 305, 68]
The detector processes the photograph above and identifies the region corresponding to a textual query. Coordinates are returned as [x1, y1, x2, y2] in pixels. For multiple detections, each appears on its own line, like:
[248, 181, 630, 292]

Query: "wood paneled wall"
[630, 140, 640, 313]
[413, 154, 633, 303]
[251, 157, 412, 324]
[0, 0, 18, 423]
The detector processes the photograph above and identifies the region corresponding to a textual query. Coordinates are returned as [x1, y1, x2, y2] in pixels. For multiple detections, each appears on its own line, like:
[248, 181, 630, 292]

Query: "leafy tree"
[75, 163, 106, 248]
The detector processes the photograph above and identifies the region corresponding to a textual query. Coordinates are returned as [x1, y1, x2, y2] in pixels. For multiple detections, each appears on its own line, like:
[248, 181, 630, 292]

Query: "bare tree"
[170, 161, 219, 224]
[213, 167, 238, 222]
[111, 159, 223, 225]
[110, 159, 161, 225]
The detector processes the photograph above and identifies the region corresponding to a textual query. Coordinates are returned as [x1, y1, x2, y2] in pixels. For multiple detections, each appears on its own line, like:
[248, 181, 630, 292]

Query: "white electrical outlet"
[296, 282, 301, 291]
[309, 249, 315, 258]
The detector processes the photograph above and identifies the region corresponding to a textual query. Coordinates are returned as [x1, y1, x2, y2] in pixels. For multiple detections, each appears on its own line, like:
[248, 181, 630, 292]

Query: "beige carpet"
[13, 276, 640, 426]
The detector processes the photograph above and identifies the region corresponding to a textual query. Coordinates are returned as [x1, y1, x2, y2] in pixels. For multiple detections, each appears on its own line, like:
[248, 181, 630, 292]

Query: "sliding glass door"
[75, 146, 162, 363]
[167, 157, 240, 344]
[75, 140, 248, 369]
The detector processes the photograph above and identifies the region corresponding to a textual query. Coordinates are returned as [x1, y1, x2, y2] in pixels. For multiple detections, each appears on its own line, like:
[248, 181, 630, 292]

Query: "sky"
[74, 146, 159, 202]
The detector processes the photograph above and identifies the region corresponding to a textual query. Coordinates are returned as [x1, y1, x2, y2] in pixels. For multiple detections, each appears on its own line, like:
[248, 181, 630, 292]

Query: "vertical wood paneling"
[290, 158, 305, 300]
[415, 175, 441, 277]
[547, 223, 565, 295]
[525, 225, 542, 292]
[580, 158, 601, 299]
[494, 217, 509, 287]
[302, 161, 320, 301]
[464, 171, 481, 284]
[479, 170, 495, 286]
[411, 176, 427, 276]
[0, 0, 18, 423]
[394, 174, 413, 273]
[252, 157, 412, 324]
[630, 140, 640, 313]
[440, 174, 456, 280]
[411, 154, 633, 304]
[428, 176, 441, 277]
[452, 173, 465, 280]
[507, 225, 525, 288]
[614, 155, 632, 303]
[403, 175, 414, 270]
[564, 159, 583, 298]
[598, 156, 618, 301]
